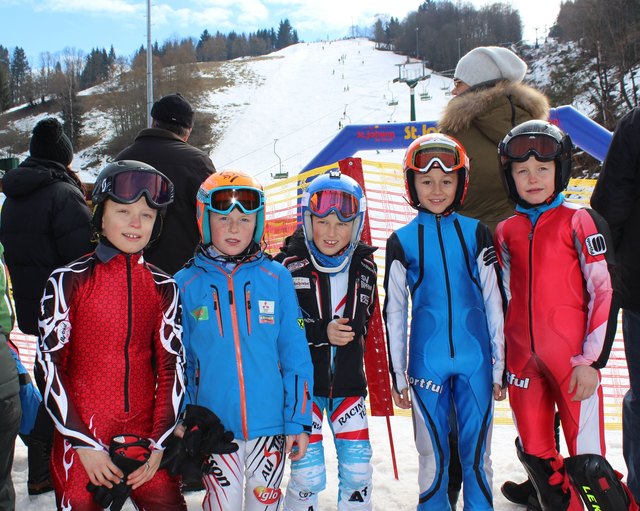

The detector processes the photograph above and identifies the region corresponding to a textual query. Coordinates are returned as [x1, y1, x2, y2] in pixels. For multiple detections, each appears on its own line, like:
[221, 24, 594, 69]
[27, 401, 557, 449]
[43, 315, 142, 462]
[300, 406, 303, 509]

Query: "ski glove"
[87, 434, 151, 511]
[163, 404, 238, 479]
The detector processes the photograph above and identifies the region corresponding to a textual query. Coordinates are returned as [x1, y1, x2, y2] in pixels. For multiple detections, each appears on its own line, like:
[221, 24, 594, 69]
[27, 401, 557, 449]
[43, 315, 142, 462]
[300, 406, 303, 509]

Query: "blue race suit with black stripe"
[384, 211, 505, 511]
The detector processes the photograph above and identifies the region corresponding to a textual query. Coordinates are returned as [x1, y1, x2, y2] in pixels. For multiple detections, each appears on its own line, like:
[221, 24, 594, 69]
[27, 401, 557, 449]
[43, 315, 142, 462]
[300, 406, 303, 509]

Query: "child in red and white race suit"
[277, 169, 378, 511]
[37, 160, 187, 510]
[495, 120, 636, 511]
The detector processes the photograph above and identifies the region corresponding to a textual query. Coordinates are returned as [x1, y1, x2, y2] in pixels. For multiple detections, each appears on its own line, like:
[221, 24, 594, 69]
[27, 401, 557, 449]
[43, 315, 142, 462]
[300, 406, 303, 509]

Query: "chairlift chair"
[419, 84, 431, 101]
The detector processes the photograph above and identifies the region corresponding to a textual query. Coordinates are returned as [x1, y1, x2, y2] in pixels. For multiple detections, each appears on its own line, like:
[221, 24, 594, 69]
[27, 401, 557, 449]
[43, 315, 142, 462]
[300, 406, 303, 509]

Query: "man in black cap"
[116, 93, 216, 275]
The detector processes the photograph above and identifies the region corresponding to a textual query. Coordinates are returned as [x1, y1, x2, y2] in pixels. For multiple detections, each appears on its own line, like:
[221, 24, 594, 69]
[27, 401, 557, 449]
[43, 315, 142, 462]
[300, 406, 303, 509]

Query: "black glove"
[182, 404, 238, 458]
[161, 433, 202, 483]
[86, 434, 151, 511]
[161, 405, 238, 479]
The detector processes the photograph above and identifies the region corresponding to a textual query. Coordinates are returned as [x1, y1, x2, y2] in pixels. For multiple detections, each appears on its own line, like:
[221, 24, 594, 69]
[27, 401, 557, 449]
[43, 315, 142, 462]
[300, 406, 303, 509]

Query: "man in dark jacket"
[116, 93, 216, 275]
[0, 242, 20, 511]
[591, 107, 640, 505]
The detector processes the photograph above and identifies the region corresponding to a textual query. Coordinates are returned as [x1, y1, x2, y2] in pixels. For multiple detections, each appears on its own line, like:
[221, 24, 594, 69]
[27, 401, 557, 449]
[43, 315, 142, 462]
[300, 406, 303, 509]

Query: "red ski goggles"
[500, 133, 562, 164]
[103, 170, 174, 208]
[205, 187, 264, 215]
[406, 143, 468, 174]
[308, 189, 360, 222]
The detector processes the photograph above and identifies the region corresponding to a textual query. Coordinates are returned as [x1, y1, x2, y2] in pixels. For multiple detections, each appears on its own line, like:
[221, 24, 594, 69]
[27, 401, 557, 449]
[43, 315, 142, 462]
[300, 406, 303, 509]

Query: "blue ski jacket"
[175, 248, 313, 441]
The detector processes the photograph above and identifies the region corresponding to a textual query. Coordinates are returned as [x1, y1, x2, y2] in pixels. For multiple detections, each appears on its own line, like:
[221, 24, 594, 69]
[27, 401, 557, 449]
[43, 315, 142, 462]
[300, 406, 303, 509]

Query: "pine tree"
[276, 19, 294, 50]
[0, 45, 10, 111]
[9, 47, 30, 105]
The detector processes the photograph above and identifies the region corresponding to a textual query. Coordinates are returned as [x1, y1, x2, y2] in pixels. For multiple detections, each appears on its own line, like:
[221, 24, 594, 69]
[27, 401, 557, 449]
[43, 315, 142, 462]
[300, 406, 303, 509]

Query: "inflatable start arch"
[302, 105, 613, 172]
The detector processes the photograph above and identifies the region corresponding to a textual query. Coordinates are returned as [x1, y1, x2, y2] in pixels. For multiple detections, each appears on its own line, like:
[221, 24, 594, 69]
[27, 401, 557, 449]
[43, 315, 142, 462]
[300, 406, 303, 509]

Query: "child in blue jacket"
[383, 134, 506, 510]
[174, 170, 313, 511]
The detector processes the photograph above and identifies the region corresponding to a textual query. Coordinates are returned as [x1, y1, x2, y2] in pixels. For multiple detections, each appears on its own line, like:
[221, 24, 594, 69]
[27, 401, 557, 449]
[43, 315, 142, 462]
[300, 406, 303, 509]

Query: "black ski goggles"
[500, 133, 562, 165]
[101, 170, 174, 208]
[205, 187, 264, 215]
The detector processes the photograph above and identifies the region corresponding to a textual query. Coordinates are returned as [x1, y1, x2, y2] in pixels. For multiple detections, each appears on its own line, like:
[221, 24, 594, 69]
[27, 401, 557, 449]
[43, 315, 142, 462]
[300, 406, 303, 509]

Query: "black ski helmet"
[498, 120, 573, 208]
[91, 160, 175, 242]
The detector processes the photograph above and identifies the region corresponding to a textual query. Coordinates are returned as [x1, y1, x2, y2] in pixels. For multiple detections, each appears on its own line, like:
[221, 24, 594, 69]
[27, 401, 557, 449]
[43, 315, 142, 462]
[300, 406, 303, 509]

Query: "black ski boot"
[515, 439, 570, 511]
[448, 427, 462, 509]
[26, 404, 54, 495]
[501, 478, 536, 505]
[26, 435, 53, 495]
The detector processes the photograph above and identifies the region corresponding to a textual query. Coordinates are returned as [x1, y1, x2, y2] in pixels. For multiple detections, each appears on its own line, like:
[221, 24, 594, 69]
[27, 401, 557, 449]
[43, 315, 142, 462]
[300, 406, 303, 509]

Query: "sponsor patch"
[585, 233, 607, 256]
[253, 486, 282, 505]
[259, 300, 275, 315]
[55, 320, 72, 345]
[293, 276, 311, 290]
[287, 259, 310, 272]
[359, 275, 373, 291]
[190, 306, 209, 321]
[360, 294, 370, 305]
[259, 300, 275, 324]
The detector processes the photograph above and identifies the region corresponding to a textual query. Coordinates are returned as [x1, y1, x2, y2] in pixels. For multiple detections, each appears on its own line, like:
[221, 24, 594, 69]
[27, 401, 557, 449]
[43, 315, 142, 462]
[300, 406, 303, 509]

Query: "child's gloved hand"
[327, 318, 355, 346]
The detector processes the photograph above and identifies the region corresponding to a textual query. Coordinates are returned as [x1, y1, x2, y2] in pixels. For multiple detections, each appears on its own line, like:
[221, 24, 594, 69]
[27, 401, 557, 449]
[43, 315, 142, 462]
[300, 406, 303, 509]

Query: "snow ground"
[12, 415, 625, 510]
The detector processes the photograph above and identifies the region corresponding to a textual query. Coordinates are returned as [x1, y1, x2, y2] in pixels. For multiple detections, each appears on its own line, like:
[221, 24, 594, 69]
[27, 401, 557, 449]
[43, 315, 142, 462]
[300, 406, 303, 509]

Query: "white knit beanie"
[454, 46, 527, 87]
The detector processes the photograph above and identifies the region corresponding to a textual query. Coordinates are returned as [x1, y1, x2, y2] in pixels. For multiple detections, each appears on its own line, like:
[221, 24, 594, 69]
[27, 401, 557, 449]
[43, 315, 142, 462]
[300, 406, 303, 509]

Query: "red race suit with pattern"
[37, 245, 186, 510]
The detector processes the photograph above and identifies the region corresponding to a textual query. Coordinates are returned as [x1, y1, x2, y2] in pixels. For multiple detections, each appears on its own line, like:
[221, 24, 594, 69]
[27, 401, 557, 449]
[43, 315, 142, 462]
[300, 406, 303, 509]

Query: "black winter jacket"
[275, 229, 378, 398]
[592, 108, 640, 312]
[0, 243, 18, 401]
[116, 128, 215, 275]
[0, 157, 94, 335]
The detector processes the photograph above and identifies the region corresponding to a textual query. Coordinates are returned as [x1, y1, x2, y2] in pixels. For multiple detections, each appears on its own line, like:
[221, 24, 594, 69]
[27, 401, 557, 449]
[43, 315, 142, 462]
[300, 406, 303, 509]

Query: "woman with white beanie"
[438, 45, 551, 509]
[438, 45, 550, 232]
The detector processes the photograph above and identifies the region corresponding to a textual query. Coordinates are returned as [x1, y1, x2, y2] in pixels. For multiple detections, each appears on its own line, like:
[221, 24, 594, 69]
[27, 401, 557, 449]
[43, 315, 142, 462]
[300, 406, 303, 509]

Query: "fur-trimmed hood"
[438, 81, 549, 134]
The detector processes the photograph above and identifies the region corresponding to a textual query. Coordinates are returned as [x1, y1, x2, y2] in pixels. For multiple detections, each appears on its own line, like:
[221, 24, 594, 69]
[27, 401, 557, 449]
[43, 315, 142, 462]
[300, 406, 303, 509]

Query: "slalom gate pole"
[386, 415, 399, 480]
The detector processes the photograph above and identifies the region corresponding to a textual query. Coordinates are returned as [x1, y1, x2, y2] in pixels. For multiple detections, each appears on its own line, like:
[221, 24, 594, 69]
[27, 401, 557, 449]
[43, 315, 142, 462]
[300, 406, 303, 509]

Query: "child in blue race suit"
[277, 169, 378, 511]
[174, 170, 313, 511]
[384, 133, 506, 510]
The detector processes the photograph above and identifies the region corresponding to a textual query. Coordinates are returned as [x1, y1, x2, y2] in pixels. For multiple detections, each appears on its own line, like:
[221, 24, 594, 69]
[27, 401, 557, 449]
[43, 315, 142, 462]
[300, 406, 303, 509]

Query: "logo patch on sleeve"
[585, 233, 607, 256]
[190, 306, 209, 321]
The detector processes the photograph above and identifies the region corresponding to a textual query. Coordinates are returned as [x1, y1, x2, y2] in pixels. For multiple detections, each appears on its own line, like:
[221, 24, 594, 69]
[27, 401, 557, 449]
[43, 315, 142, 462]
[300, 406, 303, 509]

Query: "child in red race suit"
[37, 160, 187, 510]
[495, 120, 637, 511]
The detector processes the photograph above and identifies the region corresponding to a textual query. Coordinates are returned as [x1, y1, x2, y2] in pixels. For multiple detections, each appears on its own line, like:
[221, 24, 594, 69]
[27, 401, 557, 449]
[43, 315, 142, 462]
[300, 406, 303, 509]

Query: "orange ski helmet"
[196, 170, 265, 245]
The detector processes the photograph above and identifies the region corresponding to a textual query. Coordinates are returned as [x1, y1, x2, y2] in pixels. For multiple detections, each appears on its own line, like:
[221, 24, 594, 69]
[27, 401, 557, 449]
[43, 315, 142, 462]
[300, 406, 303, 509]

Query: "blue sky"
[1, 0, 561, 64]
